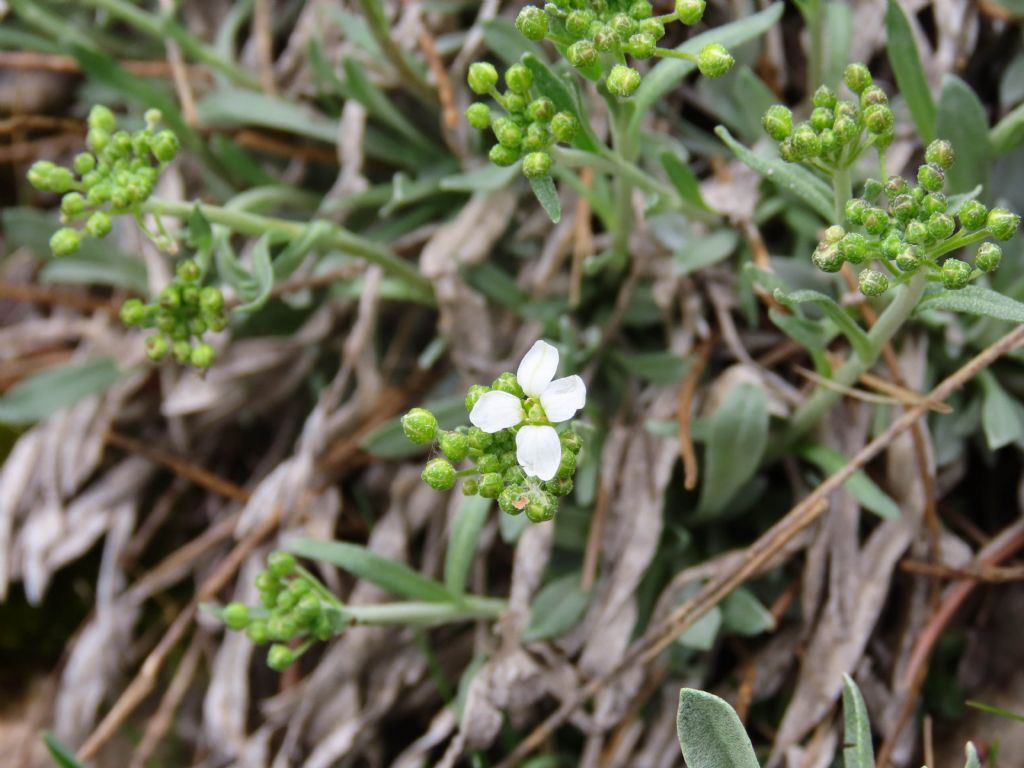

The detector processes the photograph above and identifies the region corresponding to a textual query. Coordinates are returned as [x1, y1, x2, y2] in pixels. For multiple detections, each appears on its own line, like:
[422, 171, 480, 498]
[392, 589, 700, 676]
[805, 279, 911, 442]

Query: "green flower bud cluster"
[511, 0, 733, 90]
[27, 106, 179, 257]
[466, 61, 580, 179]
[810, 140, 1019, 294]
[119, 258, 228, 368]
[762, 64, 895, 167]
[401, 378, 585, 523]
[220, 551, 340, 671]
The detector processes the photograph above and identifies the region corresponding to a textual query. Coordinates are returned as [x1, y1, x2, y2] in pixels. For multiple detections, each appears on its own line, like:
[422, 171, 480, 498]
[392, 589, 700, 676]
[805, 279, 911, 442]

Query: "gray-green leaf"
[916, 285, 1024, 324]
[0, 357, 123, 425]
[523, 572, 591, 642]
[445, 497, 490, 597]
[885, 0, 937, 144]
[676, 688, 761, 768]
[841, 674, 874, 768]
[964, 741, 982, 768]
[936, 75, 992, 195]
[528, 174, 562, 223]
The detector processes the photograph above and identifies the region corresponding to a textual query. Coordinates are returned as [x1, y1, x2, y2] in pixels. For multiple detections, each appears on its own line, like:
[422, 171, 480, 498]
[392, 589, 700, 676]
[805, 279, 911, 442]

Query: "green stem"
[80, 0, 259, 89]
[805, 0, 824, 93]
[784, 270, 929, 441]
[142, 198, 435, 305]
[832, 165, 852, 224]
[607, 99, 637, 265]
[344, 596, 508, 626]
[928, 229, 989, 260]
[652, 48, 698, 63]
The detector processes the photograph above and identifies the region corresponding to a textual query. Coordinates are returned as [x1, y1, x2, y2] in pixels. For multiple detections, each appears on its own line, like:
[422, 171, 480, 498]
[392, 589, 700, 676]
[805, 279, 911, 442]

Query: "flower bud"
[255, 571, 279, 594]
[631, 1, 653, 19]
[556, 448, 577, 479]
[892, 194, 917, 223]
[523, 122, 552, 152]
[150, 129, 179, 163]
[676, 0, 706, 24]
[465, 384, 490, 412]
[923, 192, 947, 216]
[526, 98, 555, 123]
[883, 176, 909, 201]
[88, 104, 116, 132]
[927, 213, 955, 241]
[492, 117, 523, 149]
[809, 107, 833, 133]
[498, 484, 528, 515]
[905, 219, 928, 245]
[478, 472, 504, 499]
[778, 138, 798, 162]
[199, 286, 225, 315]
[593, 26, 619, 53]
[477, 453, 503, 474]
[925, 139, 955, 169]
[268, 550, 297, 578]
[941, 258, 972, 289]
[487, 372, 523, 398]
[832, 115, 858, 144]
[73, 152, 96, 175]
[522, 151, 552, 179]
[895, 246, 921, 272]
[296, 594, 322, 623]
[544, 476, 574, 497]
[402, 407, 438, 444]
[61, 192, 86, 218]
[27, 160, 58, 191]
[144, 108, 163, 130]
[860, 86, 888, 108]
[859, 269, 889, 297]
[976, 242, 1002, 272]
[423, 458, 456, 490]
[609, 13, 636, 39]
[145, 335, 169, 361]
[917, 163, 944, 192]
[697, 43, 734, 78]
[545, 114, 575, 147]
[987, 208, 1021, 241]
[489, 144, 521, 167]
[862, 207, 889, 235]
[267, 644, 294, 671]
[639, 17, 666, 39]
[276, 590, 298, 612]
[223, 602, 250, 630]
[505, 64, 534, 95]
[433, 432, 466, 463]
[85, 211, 112, 238]
[466, 103, 492, 129]
[812, 85, 837, 110]
[504, 465, 527, 485]
[762, 105, 792, 141]
[811, 243, 843, 273]
[863, 104, 894, 135]
[516, 6, 549, 40]
[120, 298, 146, 326]
[559, 430, 583, 454]
[607, 65, 641, 97]
[246, 621, 269, 644]
[844, 63, 872, 94]
[824, 225, 845, 244]
[566, 10, 595, 37]
[627, 31, 656, 58]
[462, 478, 480, 496]
[525, 490, 557, 522]
[791, 123, 821, 159]
[468, 62, 499, 94]
[504, 91, 527, 113]
[838, 233, 867, 264]
[567, 40, 599, 73]
[190, 343, 215, 369]
[958, 200, 988, 231]
[845, 198, 868, 226]
[50, 227, 82, 257]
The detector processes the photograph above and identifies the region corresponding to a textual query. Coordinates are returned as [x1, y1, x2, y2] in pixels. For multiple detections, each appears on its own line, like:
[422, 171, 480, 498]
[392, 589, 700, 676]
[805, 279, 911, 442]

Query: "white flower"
[469, 340, 586, 481]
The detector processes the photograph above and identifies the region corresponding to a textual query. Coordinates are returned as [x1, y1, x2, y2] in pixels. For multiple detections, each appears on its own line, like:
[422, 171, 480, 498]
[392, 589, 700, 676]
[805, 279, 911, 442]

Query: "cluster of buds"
[220, 551, 341, 671]
[515, 0, 733, 96]
[119, 258, 227, 368]
[27, 106, 179, 257]
[402, 341, 586, 523]
[812, 141, 1020, 295]
[762, 64, 894, 168]
[466, 61, 580, 179]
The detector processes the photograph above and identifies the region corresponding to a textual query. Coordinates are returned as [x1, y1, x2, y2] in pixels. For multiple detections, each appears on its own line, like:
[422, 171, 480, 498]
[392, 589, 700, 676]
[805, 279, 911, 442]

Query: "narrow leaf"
[715, 126, 834, 221]
[43, 731, 87, 768]
[660, 151, 712, 212]
[676, 689, 761, 768]
[528, 175, 562, 223]
[234, 234, 274, 313]
[841, 674, 875, 768]
[885, 0, 937, 144]
[286, 538, 456, 603]
[445, 497, 490, 597]
[0, 357, 123, 425]
[523, 572, 591, 642]
[696, 382, 769, 518]
[916, 285, 1024, 324]
[991, 101, 1024, 155]
[978, 370, 1024, 451]
[773, 288, 873, 361]
[936, 75, 992, 194]
[801, 446, 901, 520]
[721, 588, 776, 636]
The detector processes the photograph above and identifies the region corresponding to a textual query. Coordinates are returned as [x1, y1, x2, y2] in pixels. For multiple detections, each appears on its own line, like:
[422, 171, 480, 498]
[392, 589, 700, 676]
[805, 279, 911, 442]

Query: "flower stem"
[345, 596, 508, 626]
[141, 198, 435, 305]
[652, 48, 698, 63]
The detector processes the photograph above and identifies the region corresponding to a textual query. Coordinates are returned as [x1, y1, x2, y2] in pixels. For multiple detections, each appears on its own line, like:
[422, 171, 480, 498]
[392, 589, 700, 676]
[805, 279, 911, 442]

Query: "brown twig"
[253, 0, 278, 96]
[899, 559, 1024, 582]
[493, 324, 1024, 768]
[105, 430, 250, 502]
[0, 280, 116, 313]
[580, 471, 611, 593]
[0, 50, 211, 79]
[678, 340, 711, 491]
[234, 129, 340, 163]
[157, 0, 199, 125]
[76, 505, 282, 762]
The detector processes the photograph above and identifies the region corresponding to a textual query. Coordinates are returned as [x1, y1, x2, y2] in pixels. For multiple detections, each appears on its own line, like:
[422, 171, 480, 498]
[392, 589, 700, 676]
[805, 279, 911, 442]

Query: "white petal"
[516, 340, 558, 397]
[516, 425, 562, 481]
[539, 375, 586, 424]
[469, 391, 524, 433]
